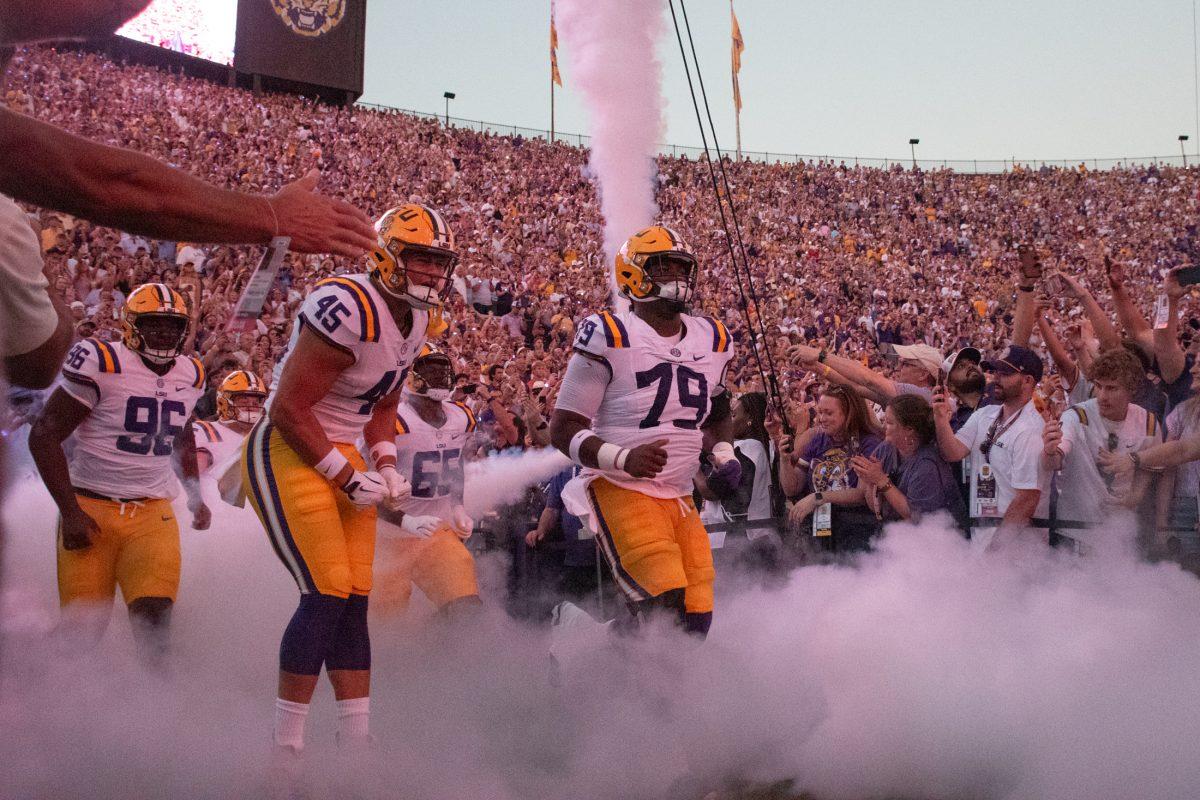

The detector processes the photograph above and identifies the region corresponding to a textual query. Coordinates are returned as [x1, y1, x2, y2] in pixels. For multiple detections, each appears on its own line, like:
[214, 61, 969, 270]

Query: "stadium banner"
[234, 0, 367, 94]
[226, 237, 290, 333]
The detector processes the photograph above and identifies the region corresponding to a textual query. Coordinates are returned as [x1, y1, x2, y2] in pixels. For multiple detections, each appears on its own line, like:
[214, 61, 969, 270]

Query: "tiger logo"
[270, 0, 346, 38]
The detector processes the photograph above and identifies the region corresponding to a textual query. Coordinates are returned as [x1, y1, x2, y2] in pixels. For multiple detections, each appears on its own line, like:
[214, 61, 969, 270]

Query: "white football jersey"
[268, 274, 430, 444]
[563, 308, 735, 499]
[393, 394, 477, 522]
[193, 419, 249, 477]
[59, 338, 205, 499]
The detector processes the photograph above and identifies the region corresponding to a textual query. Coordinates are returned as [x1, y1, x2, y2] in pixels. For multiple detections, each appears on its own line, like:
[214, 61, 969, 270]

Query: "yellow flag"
[551, 11, 563, 87]
[731, 1, 744, 112]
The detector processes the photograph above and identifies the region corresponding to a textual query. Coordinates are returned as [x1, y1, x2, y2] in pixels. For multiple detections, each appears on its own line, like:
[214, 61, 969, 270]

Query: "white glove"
[378, 464, 411, 511]
[400, 513, 441, 538]
[341, 470, 387, 508]
[450, 507, 474, 540]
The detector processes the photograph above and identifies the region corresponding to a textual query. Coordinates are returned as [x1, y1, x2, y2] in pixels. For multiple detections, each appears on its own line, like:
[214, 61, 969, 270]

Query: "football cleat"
[216, 369, 269, 424]
[369, 203, 458, 309]
[407, 346, 455, 402]
[121, 283, 190, 364]
[614, 225, 698, 309]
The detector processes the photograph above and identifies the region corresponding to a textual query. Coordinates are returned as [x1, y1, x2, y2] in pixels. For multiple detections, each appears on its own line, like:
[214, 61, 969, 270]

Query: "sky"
[359, 0, 1200, 163]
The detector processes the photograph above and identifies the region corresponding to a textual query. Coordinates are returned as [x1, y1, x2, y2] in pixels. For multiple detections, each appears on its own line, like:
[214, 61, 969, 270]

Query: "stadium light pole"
[909, 138, 920, 170]
[1180, 134, 1190, 167]
[443, 91, 456, 127]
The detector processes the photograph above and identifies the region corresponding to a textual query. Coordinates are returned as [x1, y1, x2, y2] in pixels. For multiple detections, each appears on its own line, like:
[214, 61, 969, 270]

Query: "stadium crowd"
[8, 46, 1200, 613]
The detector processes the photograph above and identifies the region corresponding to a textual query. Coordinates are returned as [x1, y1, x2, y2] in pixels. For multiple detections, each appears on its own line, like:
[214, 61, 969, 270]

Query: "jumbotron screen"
[116, 0, 238, 66]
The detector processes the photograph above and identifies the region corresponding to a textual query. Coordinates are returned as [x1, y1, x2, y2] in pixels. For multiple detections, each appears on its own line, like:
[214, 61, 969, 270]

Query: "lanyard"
[980, 405, 1024, 464]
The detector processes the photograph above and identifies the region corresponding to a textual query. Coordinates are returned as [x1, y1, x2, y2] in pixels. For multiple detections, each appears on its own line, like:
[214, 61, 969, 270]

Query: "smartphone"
[461, 384, 477, 396]
[937, 367, 948, 390]
[1043, 272, 1067, 296]
[1175, 265, 1200, 286]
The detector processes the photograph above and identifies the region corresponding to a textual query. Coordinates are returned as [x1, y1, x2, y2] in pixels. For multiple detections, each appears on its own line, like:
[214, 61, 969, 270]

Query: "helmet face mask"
[615, 226, 698, 312]
[639, 253, 698, 309]
[409, 353, 455, 402]
[122, 283, 191, 364]
[372, 204, 457, 310]
[217, 370, 269, 424]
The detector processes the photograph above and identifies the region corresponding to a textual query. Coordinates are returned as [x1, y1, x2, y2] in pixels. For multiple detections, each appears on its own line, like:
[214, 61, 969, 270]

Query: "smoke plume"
[4, 457, 1200, 799]
[556, 0, 666, 275]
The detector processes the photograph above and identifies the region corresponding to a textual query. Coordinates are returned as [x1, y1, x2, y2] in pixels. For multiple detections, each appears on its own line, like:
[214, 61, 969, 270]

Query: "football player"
[194, 369, 268, 476]
[241, 204, 454, 754]
[375, 347, 480, 617]
[27, 283, 211, 665]
[549, 226, 739, 638]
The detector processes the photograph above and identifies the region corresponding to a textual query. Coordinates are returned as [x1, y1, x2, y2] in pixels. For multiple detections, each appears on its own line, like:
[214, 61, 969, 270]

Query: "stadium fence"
[354, 102, 1195, 174]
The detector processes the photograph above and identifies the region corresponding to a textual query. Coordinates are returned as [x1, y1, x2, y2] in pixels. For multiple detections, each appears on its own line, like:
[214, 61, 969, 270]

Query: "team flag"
[731, 1, 744, 112]
[551, 7, 563, 88]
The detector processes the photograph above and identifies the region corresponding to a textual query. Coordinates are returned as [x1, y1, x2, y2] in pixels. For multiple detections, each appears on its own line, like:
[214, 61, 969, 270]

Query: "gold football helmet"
[122, 283, 190, 363]
[614, 225, 698, 308]
[408, 345, 456, 402]
[370, 203, 458, 309]
[216, 370, 269, 424]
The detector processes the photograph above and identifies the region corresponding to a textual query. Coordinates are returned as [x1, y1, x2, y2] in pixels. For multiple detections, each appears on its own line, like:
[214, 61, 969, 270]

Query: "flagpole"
[736, 109, 741, 162]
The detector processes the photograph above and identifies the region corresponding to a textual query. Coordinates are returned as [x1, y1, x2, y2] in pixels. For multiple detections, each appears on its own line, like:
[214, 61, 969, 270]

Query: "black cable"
[678, 0, 779, 375]
[666, 0, 791, 434]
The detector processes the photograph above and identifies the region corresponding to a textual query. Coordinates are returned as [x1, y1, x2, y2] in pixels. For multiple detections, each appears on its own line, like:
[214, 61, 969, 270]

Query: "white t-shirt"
[0, 195, 56, 359]
[1055, 398, 1161, 528]
[954, 399, 1049, 528]
[1165, 401, 1200, 500]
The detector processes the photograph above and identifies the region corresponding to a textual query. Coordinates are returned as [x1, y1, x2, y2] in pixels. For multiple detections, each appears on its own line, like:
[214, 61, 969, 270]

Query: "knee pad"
[325, 593, 370, 672]
[279, 593, 347, 676]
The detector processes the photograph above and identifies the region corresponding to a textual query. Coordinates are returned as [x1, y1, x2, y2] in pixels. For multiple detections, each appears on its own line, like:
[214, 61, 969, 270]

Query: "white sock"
[273, 698, 310, 751]
[336, 696, 370, 741]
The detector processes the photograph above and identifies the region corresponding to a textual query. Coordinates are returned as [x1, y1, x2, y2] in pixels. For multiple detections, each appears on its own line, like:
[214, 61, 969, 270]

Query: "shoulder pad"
[60, 338, 118, 405]
[193, 420, 224, 444]
[573, 311, 629, 356]
[310, 277, 382, 345]
[452, 401, 478, 433]
[62, 337, 120, 381]
[187, 356, 206, 389]
[425, 305, 449, 338]
[395, 412, 412, 436]
[700, 316, 732, 353]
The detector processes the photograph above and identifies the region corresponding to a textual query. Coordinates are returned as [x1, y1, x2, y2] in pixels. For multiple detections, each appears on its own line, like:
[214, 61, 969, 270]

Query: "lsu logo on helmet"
[122, 283, 191, 364]
[614, 225, 698, 306]
[371, 203, 458, 309]
[271, 0, 346, 38]
[217, 370, 269, 424]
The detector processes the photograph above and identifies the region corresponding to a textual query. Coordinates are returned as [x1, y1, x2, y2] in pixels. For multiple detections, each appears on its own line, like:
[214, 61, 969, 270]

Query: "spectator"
[698, 391, 779, 533]
[1041, 348, 1161, 548]
[852, 394, 968, 528]
[933, 345, 1048, 550]
[786, 384, 883, 553]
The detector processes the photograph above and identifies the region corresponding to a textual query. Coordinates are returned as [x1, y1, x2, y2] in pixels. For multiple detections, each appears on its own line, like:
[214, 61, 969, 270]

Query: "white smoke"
[557, 0, 666, 275]
[462, 446, 569, 518]
[4, 458, 1200, 799]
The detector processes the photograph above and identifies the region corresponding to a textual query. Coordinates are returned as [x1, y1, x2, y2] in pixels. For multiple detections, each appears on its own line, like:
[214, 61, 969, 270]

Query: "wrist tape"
[314, 449, 351, 482]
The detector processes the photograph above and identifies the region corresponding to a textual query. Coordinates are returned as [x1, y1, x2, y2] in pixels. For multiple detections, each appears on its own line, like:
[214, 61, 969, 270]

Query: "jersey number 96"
[116, 397, 187, 456]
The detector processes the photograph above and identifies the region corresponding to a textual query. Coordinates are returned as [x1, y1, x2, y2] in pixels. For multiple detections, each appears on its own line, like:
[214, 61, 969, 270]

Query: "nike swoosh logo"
[692, 355, 704, 361]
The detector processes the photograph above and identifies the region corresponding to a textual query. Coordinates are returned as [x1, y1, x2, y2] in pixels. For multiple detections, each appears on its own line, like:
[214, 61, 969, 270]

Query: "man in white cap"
[943, 347, 987, 431]
[788, 342, 943, 404]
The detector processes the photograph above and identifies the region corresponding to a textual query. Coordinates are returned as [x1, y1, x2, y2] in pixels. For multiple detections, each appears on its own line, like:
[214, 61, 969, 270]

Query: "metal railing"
[353, 102, 1195, 174]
